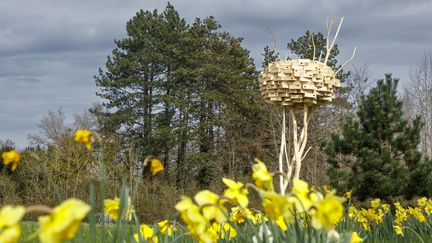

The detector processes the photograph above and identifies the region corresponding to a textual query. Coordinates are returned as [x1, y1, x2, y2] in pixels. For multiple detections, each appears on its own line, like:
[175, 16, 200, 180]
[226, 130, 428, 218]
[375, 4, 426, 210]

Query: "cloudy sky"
[1, 0, 431, 148]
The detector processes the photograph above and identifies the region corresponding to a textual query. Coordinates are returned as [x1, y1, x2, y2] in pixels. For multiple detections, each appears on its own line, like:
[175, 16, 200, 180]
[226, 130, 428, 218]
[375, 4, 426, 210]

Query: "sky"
[1, 0, 431, 148]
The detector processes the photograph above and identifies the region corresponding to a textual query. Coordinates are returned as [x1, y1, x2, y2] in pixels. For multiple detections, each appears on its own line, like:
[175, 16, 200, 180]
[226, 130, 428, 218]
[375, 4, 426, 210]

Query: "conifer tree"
[261, 45, 278, 68]
[322, 74, 428, 199]
[95, 4, 260, 186]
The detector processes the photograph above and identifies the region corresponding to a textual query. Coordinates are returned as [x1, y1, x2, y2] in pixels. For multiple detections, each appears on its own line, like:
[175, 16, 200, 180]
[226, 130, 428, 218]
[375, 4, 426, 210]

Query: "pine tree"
[173, 17, 258, 186]
[322, 74, 427, 200]
[287, 31, 350, 81]
[95, 4, 187, 161]
[95, 4, 261, 187]
[261, 45, 278, 68]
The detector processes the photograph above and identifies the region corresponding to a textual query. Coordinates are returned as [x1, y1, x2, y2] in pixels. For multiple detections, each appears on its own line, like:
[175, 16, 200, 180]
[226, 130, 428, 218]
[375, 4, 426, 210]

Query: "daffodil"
[393, 202, 409, 227]
[381, 203, 391, 213]
[229, 207, 255, 224]
[195, 190, 227, 223]
[370, 198, 381, 209]
[74, 129, 93, 151]
[253, 212, 267, 225]
[196, 228, 218, 243]
[134, 224, 158, 243]
[310, 191, 344, 231]
[394, 225, 404, 236]
[38, 198, 90, 243]
[157, 220, 176, 236]
[425, 202, 432, 216]
[222, 178, 249, 208]
[261, 190, 294, 223]
[350, 232, 363, 243]
[291, 179, 321, 212]
[0, 205, 25, 243]
[148, 158, 164, 175]
[275, 216, 287, 231]
[348, 206, 358, 219]
[322, 185, 332, 194]
[344, 191, 352, 200]
[417, 197, 427, 207]
[252, 160, 273, 191]
[407, 207, 426, 223]
[104, 197, 135, 221]
[175, 196, 208, 240]
[209, 222, 237, 240]
[1, 150, 21, 171]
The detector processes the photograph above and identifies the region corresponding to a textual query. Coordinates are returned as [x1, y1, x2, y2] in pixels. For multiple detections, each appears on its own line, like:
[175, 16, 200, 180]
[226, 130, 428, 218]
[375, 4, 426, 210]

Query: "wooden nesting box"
[259, 59, 340, 109]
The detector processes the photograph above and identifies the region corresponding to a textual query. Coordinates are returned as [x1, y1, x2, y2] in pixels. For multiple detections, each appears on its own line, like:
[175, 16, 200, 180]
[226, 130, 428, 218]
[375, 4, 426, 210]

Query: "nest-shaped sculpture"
[259, 59, 341, 109]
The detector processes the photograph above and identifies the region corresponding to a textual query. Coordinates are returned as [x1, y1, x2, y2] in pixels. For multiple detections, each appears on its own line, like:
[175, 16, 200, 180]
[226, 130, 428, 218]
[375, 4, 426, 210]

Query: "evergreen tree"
[322, 74, 428, 200]
[95, 4, 187, 162]
[95, 4, 261, 187]
[287, 31, 349, 81]
[173, 17, 259, 186]
[261, 45, 278, 68]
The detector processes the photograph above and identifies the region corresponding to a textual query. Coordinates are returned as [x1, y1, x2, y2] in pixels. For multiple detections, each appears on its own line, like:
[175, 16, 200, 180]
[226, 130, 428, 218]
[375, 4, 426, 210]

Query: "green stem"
[404, 226, 425, 243]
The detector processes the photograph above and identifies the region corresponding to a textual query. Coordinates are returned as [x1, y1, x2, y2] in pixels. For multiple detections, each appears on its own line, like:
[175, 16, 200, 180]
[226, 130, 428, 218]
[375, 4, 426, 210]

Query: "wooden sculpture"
[259, 16, 356, 194]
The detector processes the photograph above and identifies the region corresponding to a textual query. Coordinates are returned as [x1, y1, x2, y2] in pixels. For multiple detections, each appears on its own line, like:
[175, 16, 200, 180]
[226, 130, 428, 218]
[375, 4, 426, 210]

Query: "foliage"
[322, 74, 431, 200]
[95, 3, 268, 188]
[287, 30, 350, 81]
[9, 144, 432, 243]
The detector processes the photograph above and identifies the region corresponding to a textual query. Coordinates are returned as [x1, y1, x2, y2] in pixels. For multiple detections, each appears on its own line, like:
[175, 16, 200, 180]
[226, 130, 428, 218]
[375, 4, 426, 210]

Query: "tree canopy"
[95, 3, 265, 186]
[322, 74, 431, 199]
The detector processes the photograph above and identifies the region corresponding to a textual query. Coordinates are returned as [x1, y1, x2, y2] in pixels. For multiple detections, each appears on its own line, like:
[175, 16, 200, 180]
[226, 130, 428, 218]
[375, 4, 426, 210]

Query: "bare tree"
[346, 63, 372, 112]
[27, 109, 68, 147]
[404, 52, 432, 157]
[73, 109, 98, 131]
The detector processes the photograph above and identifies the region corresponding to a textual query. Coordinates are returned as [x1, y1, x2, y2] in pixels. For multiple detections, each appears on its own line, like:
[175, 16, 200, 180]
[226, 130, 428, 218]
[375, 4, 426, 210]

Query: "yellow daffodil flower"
[209, 222, 237, 240]
[407, 207, 426, 223]
[222, 178, 249, 208]
[0, 205, 25, 243]
[261, 190, 294, 223]
[252, 160, 273, 191]
[344, 191, 352, 200]
[134, 224, 158, 243]
[291, 179, 321, 212]
[195, 190, 227, 223]
[149, 158, 164, 175]
[253, 212, 267, 225]
[394, 204, 408, 226]
[275, 216, 287, 231]
[381, 203, 391, 213]
[350, 232, 363, 243]
[104, 197, 135, 221]
[417, 197, 427, 207]
[394, 225, 404, 236]
[1, 150, 21, 171]
[74, 129, 93, 151]
[348, 206, 358, 219]
[157, 220, 176, 236]
[370, 198, 381, 209]
[175, 196, 208, 239]
[310, 191, 344, 231]
[322, 185, 332, 194]
[229, 207, 256, 224]
[38, 198, 90, 243]
[197, 228, 218, 243]
[425, 202, 432, 216]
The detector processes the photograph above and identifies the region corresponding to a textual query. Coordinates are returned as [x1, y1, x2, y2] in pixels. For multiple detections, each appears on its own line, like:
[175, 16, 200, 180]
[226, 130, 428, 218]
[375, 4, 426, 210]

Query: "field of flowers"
[1, 130, 432, 242]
